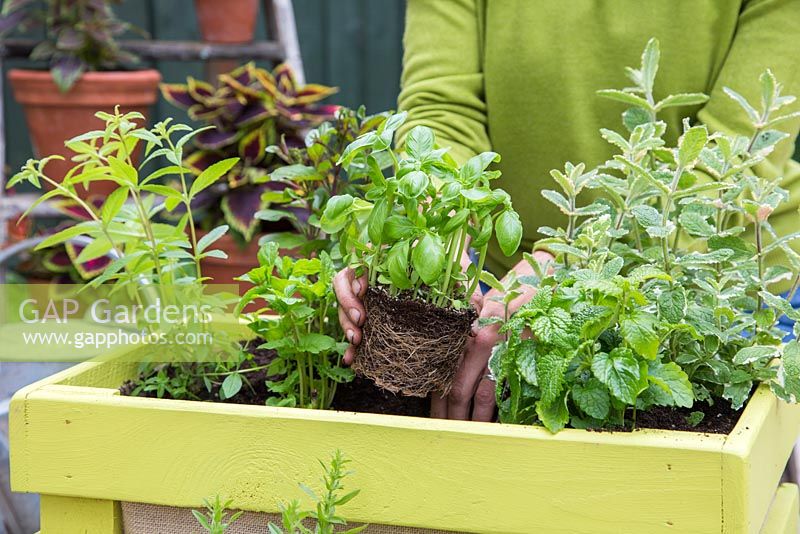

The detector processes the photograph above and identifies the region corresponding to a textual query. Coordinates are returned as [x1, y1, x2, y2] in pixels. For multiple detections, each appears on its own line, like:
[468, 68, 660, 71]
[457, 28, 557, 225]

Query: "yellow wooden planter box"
[8, 323, 800, 534]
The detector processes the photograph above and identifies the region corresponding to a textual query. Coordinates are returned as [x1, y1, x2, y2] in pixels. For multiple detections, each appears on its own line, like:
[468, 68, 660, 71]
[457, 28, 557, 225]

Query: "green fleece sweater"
[397, 0, 800, 276]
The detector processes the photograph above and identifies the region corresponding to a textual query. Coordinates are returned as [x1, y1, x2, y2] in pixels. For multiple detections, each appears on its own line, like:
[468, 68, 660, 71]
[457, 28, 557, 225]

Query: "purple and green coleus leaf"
[163, 61, 338, 243]
[64, 241, 112, 280]
[221, 184, 270, 242]
[195, 129, 240, 150]
[160, 83, 199, 109]
[51, 55, 87, 93]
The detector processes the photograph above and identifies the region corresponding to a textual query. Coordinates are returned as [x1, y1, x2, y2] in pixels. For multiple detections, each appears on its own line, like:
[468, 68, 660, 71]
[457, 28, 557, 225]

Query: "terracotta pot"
[197, 230, 259, 286]
[8, 69, 161, 198]
[194, 0, 259, 44]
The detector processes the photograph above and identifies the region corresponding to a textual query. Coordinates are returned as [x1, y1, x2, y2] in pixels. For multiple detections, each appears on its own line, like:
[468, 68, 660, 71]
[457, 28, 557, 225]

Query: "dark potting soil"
[331, 376, 431, 417]
[119, 340, 281, 405]
[119, 339, 430, 416]
[634, 398, 746, 434]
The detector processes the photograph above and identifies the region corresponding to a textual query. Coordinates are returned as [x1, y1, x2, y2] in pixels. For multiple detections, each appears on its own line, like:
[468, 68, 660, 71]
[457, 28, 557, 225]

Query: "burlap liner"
[121, 502, 460, 534]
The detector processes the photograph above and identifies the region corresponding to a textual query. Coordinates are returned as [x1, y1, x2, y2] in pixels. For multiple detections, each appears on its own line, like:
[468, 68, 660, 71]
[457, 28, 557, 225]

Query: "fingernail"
[352, 279, 362, 295]
[346, 329, 354, 342]
[349, 309, 361, 324]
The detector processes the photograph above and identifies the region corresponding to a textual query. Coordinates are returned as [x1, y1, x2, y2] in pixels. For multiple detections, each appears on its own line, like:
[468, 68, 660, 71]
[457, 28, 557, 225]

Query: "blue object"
[469, 249, 491, 294]
[777, 290, 800, 341]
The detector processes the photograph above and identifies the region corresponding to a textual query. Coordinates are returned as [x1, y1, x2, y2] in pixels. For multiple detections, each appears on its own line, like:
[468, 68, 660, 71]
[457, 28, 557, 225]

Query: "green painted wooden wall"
[1, 0, 407, 174]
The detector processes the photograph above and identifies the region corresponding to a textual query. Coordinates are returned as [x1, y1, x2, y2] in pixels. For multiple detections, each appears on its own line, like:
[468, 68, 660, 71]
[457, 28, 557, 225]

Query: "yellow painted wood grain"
[759, 483, 799, 534]
[12, 365, 724, 533]
[722, 388, 800, 533]
[40, 495, 121, 533]
[9, 323, 800, 534]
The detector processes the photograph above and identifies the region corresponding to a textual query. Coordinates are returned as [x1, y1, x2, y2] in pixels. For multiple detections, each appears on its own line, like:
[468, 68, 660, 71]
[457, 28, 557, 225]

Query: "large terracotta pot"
[8, 69, 161, 197]
[198, 230, 259, 287]
[194, 0, 259, 44]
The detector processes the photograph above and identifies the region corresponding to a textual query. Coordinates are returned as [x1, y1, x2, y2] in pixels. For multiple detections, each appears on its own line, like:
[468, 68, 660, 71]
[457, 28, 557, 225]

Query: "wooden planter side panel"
[10, 362, 730, 534]
[39, 495, 122, 534]
[722, 389, 800, 533]
[760, 483, 799, 534]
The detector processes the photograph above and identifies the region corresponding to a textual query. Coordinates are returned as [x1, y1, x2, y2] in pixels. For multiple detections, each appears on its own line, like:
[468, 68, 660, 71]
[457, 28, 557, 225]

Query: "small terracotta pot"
[194, 0, 259, 44]
[8, 69, 161, 198]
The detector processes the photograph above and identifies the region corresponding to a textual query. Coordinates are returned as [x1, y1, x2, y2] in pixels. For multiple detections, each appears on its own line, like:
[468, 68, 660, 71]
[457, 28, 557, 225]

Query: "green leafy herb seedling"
[236, 242, 350, 409]
[192, 496, 243, 534]
[320, 113, 521, 396]
[268, 450, 366, 534]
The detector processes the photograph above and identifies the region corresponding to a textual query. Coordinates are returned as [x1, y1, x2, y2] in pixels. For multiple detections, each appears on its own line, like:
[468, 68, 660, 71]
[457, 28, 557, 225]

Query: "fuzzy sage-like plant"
[491, 38, 800, 433]
[319, 113, 521, 396]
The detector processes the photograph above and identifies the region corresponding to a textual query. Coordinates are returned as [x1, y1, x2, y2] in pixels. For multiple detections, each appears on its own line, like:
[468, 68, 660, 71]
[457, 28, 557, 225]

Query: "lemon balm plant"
[491, 39, 800, 433]
[7, 107, 249, 398]
[321, 113, 522, 396]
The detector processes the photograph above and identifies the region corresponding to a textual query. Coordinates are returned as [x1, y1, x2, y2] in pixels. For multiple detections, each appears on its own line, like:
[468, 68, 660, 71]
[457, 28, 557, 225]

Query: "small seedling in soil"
[269, 450, 366, 534]
[685, 411, 705, 428]
[192, 496, 243, 534]
[236, 242, 352, 409]
[321, 114, 522, 396]
[491, 38, 800, 433]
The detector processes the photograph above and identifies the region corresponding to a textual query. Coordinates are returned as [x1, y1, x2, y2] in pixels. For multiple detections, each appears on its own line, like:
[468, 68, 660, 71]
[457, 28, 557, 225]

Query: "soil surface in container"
[119, 342, 280, 405]
[634, 398, 745, 434]
[331, 376, 430, 417]
[120, 339, 430, 416]
[120, 338, 744, 432]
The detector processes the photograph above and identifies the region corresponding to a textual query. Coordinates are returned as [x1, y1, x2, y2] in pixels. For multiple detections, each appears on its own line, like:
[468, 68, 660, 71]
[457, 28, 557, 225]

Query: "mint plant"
[268, 450, 366, 534]
[236, 242, 351, 409]
[319, 113, 522, 395]
[492, 38, 800, 432]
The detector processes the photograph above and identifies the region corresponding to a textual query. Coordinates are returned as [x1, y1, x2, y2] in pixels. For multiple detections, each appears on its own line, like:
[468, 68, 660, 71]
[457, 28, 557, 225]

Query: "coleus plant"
[256, 106, 389, 257]
[0, 0, 142, 91]
[9, 197, 111, 282]
[161, 63, 338, 242]
[319, 113, 522, 396]
[490, 38, 800, 433]
[236, 242, 351, 410]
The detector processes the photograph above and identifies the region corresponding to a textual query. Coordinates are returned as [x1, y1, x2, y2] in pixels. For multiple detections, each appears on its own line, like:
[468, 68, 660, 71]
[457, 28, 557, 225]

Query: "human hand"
[432, 252, 553, 421]
[333, 267, 368, 365]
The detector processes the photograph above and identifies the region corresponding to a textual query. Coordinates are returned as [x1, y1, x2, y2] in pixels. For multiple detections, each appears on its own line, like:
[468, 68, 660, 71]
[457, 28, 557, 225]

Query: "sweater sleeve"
[696, 0, 800, 183]
[396, 0, 491, 164]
